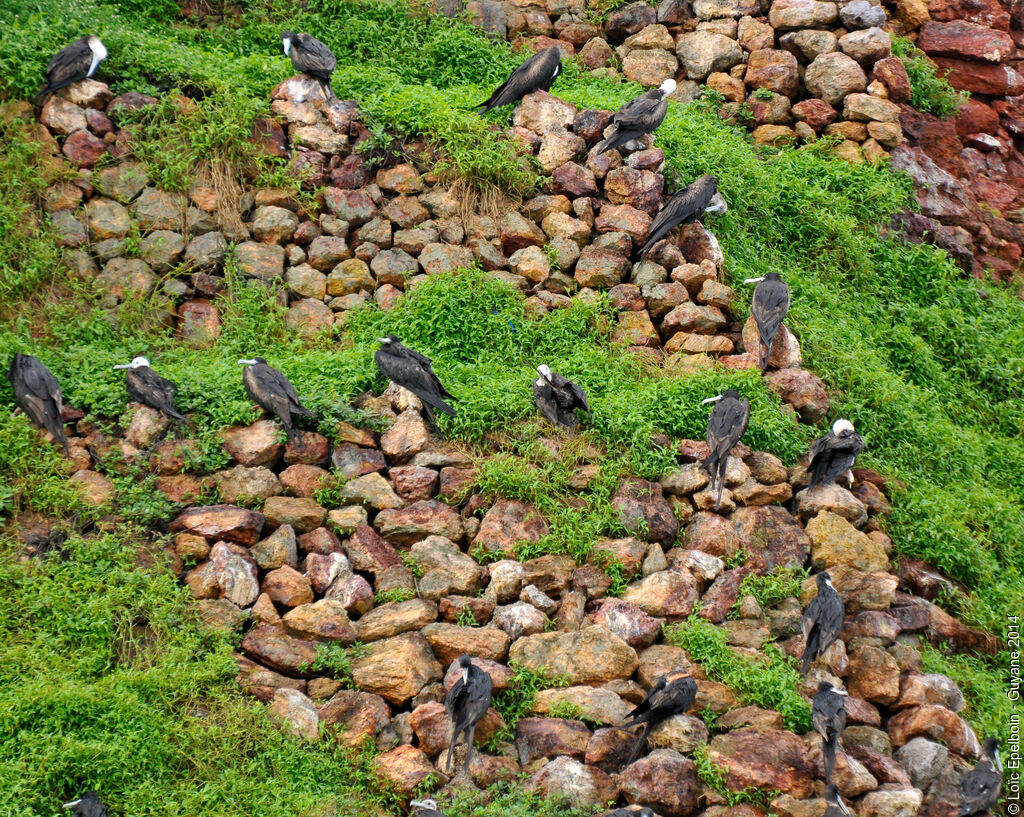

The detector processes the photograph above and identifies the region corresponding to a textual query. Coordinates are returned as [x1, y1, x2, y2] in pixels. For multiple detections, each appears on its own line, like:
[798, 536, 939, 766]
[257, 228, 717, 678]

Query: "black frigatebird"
[282, 31, 337, 98]
[477, 46, 561, 114]
[444, 655, 493, 773]
[824, 784, 852, 817]
[622, 671, 697, 766]
[592, 79, 677, 156]
[744, 272, 790, 370]
[63, 792, 108, 817]
[701, 388, 750, 511]
[238, 357, 314, 449]
[637, 174, 727, 259]
[533, 365, 590, 430]
[35, 36, 108, 104]
[7, 353, 69, 454]
[959, 737, 1002, 817]
[801, 571, 845, 675]
[813, 680, 848, 784]
[607, 810, 656, 817]
[113, 356, 188, 422]
[374, 336, 455, 426]
[807, 419, 865, 490]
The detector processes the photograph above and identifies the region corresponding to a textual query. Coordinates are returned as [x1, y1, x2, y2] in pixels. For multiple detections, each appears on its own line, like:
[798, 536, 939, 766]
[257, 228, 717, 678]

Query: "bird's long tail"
[167, 406, 190, 423]
[823, 735, 838, 783]
[281, 417, 306, 451]
[760, 335, 774, 370]
[462, 724, 477, 775]
[445, 724, 461, 772]
[714, 458, 727, 510]
[592, 129, 623, 157]
[625, 721, 654, 767]
[801, 631, 818, 676]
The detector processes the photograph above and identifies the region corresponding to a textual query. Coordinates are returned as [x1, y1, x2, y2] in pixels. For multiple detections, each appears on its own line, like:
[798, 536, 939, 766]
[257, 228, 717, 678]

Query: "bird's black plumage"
[116, 357, 187, 422]
[807, 421, 864, 490]
[533, 365, 590, 430]
[63, 791, 108, 817]
[750, 272, 790, 370]
[824, 784, 852, 817]
[813, 681, 847, 784]
[282, 31, 337, 98]
[36, 36, 107, 103]
[606, 809, 655, 817]
[444, 655, 493, 773]
[7, 353, 69, 454]
[622, 673, 697, 766]
[375, 336, 456, 425]
[239, 357, 314, 449]
[592, 80, 674, 156]
[477, 46, 561, 114]
[638, 174, 720, 258]
[801, 572, 845, 675]
[702, 388, 750, 511]
[959, 737, 1002, 817]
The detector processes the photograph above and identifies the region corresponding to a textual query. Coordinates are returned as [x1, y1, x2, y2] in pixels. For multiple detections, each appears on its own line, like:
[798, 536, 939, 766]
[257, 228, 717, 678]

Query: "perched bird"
[813, 680, 848, 784]
[35, 36, 108, 104]
[824, 784, 852, 817]
[744, 272, 790, 370]
[477, 46, 561, 114]
[533, 365, 590, 430]
[409, 798, 446, 817]
[63, 792, 108, 817]
[801, 572, 845, 675]
[807, 419, 865, 490]
[592, 79, 677, 156]
[622, 672, 697, 766]
[7, 353, 69, 454]
[701, 388, 750, 510]
[375, 336, 456, 426]
[606, 810, 655, 817]
[637, 174, 727, 258]
[113, 356, 188, 422]
[444, 655, 493, 773]
[959, 737, 1002, 817]
[282, 31, 337, 98]
[237, 358, 314, 449]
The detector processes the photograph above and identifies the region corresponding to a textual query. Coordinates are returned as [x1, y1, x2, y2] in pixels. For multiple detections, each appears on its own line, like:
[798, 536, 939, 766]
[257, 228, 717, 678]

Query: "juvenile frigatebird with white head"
[7, 353, 69, 455]
[813, 680, 848, 784]
[807, 419, 864, 490]
[701, 388, 750, 510]
[113, 356, 188, 422]
[592, 79, 677, 156]
[409, 798, 445, 817]
[637, 174, 727, 259]
[375, 336, 456, 426]
[444, 655, 493, 774]
[621, 670, 697, 766]
[63, 792, 107, 817]
[35, 36, 108, 104]
[801, 571, 845, 675]
[959, 737, 1002, 817]
[743, 272, 790, 370]
[281, 31, 337, 99]
[237, 357, 314, 449]
[534, 365, 590, 430]
[824, 784, 852, 817]
[477, 46, 562, 114]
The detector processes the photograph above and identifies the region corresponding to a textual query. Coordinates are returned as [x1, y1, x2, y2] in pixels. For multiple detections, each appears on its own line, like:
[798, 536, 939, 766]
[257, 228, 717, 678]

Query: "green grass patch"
[920, 640, 1013, 743]
[729, 569, 806, 619]
[692, 743, 780, 808]
[486, 662, 570, 749]
[891, 36, 969, 118]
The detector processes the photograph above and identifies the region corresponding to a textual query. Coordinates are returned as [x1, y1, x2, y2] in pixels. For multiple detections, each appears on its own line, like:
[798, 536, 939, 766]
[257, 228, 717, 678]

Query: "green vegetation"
[374, 588, 416, 605]
[443, 781, 601, 817]
[729, 569, 806, 619]
[693, 744, 780, 809]
[300, 641, 367, 685]
[920, 640, 1013, 742]
[891, 36, 969, 118]
[666, 616, 812, 732]
[546, 700, 586, 721]
[486, 662, 569, 749]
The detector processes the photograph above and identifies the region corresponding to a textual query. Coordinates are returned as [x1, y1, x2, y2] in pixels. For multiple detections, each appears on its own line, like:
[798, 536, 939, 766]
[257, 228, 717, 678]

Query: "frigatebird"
[744, 272, 790, 370]
[113, 356, 188, 422]
[807, 419, 864, 490]
[444, 655, 493, 773]
[959, 737, 1002, 817]
[622, 671, 697, 766]
[238, 357, 314, 449]
[63, 792, 107, 817]
[282, 31, 337, 98]
[409, 798, 446, 817]
[801, 572, 844, 675]
[533, 365, 590, 430]
[607, 810, 655, 817]
[477, 46, 561, 114]
[592, 79, 677, 156]
[637, 174, 727, 259]
[7, 353, 69, 454]
[813, 680, 848, 784]
[35, 36, 108, 104]
[374, 336, 456, 425]
[824, 784, 852, 817]
[701, 388, 750, 511]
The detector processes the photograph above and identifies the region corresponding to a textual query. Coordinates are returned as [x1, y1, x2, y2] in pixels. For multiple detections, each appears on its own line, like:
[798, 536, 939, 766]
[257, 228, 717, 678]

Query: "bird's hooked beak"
[462, 667, 470, 686]
[409, 800, 427, 809]
[701, 394, 723, 405]
[537, 364, 553, 382]
[743, 276, 766, 284]
[377, 337, 391, 345]
[62, 801, 81, 810]
[704, 192, 728, 215]
[835, 794, 852, 817]
[113, 363, 130, 370]
[237, 359, 257, 366]
[994, 747, 1004, 774]
[282, 38, 291, 55]
[835, 687, 849, 696]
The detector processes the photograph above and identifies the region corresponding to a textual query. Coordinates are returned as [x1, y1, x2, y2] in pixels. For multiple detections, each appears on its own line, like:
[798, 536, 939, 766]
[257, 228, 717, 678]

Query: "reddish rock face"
[619, 749, 700, 817]
[918, 20, 1014, 62]
[473, 499, 549, 556]
[612, 478, 679, 546]
[170, 504, 264, 545]
[241, 623, 317, 675]
[931, 57, 1024, 95]
[515, 717, 591, 764]
[887, 705, 981, 758]
[709, 728, 816, 797]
